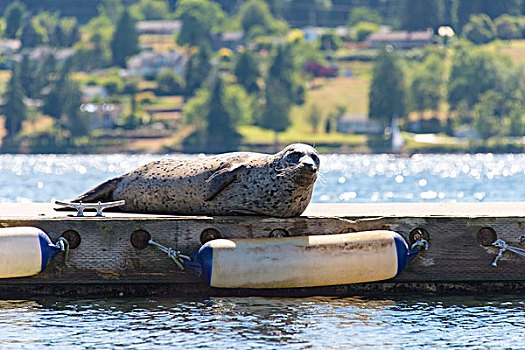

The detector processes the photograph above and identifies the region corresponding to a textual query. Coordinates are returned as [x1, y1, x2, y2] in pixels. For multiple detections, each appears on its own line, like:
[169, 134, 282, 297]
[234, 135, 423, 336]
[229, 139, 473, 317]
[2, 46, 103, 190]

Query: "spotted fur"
[73, 143, 319, 218]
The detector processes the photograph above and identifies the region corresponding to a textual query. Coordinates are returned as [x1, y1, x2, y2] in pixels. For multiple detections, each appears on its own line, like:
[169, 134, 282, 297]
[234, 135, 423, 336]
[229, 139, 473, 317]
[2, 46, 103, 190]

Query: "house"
[301, 27, 324, 43]
[366, 30, 435, 50]
[211, 31, 244, 50]
[81, 86, 109, 102]
[80, 103, 123, 130]
[136, 20, 181, 35]
[336, 114, 384, 134]
[126, 50, 187, 77]
[0, 39, 21, 54]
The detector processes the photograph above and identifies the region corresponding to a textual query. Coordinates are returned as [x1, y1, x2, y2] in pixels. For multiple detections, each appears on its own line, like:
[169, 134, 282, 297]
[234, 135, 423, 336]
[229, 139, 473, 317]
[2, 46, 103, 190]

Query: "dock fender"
[186, 231, 427, 289]
[0, 227, 65, 278]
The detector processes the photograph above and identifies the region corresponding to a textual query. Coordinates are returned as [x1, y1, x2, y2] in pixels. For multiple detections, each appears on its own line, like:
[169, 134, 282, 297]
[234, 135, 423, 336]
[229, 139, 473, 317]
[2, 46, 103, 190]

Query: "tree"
[347, 7, 382, 27]
[63, 80, 91, 138]
[260, 44, 303, 143]
[184, 47, 212, 95]
[494, 15, 520, 40]
[110, 9, 139, 67]
[368, 48, 406, 127]
[308, 103, 322, 133]
[318, 31, 341, 50]
[448, 45, 503, 111]
[239, 0, 275, 36]
[19, 54, 34, 98]
[353, 21, 380, 42]
[456, 0, 521, 31]
[473, 90, 502, 145]
[3, 64, 27, 140]
[234, 51, 260, 94]
[174, 0, 225, 49]
[399, 0, 444, 31]
[204, 75, 242, 152]
[4, 1, 26, 39]
[20, 20, 43, 48]
[462, 14, 495, 44]
[131, 0, 170, 20]
[409, 54, 444, 116]
[156, 68, 185, 95]
[183, 74, 251, 152]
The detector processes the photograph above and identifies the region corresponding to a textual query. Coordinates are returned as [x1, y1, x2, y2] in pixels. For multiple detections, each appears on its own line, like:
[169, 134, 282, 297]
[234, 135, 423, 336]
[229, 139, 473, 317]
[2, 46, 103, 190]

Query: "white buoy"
[192, 230, 417, 289]
[0, 227, 63, 278]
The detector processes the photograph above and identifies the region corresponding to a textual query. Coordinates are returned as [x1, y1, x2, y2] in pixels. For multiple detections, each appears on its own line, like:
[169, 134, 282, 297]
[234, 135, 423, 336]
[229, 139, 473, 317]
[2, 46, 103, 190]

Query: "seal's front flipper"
[72, 177, 121, 203]
[204, 165, 245, 201]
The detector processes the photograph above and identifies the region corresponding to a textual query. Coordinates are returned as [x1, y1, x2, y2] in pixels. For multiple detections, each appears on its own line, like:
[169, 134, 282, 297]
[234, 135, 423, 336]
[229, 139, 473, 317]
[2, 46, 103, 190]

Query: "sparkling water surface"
[1, 153, 525, 349]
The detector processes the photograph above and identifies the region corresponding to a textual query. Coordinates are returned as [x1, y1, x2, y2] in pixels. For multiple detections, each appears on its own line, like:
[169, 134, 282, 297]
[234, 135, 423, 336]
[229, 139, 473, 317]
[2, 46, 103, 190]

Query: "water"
[1, 153, 525, 349]
[1, 153, 525, 203]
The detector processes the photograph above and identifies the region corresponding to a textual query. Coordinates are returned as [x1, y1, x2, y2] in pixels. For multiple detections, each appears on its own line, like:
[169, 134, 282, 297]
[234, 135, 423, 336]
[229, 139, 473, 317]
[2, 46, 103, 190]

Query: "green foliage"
[4, 1, 26, 39]
[307, 103, 322, 133]
[183, 73, 251, 152]
[239, 0, 278, 37]
[456, 0, 522, 30]
[20, 20, 43, 48]
[97, 0, 124, 22]
[130, 0, 170, 20]
[369, 48, 406, 126]
[19, 54, 34, 98]
[2, 64, 27, 139]
[448, 45, 503, 110]
[318, 31, 341, 50]
[156, 68, 185, 95]
[353, 21, 380, 42]
[463, 14, 495, 44]
[347, 7, 382, 28]
[409, 54, 444, 114]
[63, 80, 91, 138]
[102, 76, 123, 95]
[184, 47, 212, 95]
[260, 44, 304, 136]
[234, 50, 260, 93]
[473, 90, 502, 142]
[494, 15, 521, 40]
[110, 9, 139, 67]
[399, 0, 443, 31]
[175, 0, 225, 49]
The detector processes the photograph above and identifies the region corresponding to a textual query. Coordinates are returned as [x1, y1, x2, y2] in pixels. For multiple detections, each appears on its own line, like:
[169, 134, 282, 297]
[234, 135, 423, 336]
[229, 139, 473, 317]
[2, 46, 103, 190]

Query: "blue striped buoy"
[186, 230, 421, 289]
[0, 227, 63, 278]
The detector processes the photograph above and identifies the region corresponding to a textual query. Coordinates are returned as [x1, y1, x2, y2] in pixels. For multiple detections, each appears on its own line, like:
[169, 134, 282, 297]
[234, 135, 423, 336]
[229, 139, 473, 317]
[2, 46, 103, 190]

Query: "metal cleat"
[55, 200, 126, 217]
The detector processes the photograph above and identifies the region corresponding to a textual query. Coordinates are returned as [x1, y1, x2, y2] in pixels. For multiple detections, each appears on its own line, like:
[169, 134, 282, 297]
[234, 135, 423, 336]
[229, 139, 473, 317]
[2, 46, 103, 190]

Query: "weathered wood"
[0, 202, 524, 296]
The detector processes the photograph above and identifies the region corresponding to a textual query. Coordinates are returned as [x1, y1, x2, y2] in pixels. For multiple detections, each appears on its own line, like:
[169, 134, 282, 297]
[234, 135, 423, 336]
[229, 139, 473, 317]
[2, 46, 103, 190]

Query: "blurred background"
[0, 0, 523, 155]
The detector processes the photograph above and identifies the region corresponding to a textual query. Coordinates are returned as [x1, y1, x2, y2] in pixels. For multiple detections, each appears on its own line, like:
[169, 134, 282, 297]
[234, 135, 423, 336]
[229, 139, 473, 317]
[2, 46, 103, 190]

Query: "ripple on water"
[0, 297, 523, 349]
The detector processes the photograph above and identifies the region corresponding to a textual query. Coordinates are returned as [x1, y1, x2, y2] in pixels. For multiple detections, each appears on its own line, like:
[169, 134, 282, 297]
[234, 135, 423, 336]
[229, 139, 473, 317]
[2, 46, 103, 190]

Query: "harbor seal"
[72, 143, 319, 217]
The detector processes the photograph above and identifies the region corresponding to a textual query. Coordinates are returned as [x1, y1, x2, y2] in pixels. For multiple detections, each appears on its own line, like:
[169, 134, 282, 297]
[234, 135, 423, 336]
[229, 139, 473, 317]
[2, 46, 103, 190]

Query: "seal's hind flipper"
[204, 165, 245, 201]
[73, 177, 121, 203]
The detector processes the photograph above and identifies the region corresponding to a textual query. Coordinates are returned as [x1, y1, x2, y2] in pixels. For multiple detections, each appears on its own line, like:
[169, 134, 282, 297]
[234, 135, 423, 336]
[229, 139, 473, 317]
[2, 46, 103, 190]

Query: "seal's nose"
[301, 156, 318, 172]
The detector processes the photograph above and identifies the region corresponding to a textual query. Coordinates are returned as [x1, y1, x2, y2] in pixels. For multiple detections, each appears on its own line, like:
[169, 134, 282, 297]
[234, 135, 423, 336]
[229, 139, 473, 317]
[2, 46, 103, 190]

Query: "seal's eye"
[311, 154, 319, 166]
[287, 152, 302, 162]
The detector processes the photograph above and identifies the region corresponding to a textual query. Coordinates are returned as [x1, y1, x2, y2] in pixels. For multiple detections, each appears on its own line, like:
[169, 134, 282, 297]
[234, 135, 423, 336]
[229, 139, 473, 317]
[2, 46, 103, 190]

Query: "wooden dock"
[0, 202, 524, 297]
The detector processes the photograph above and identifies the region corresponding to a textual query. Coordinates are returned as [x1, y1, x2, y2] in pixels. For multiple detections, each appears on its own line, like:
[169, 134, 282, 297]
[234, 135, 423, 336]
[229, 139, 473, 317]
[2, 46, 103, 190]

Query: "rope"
[56, 237, 70, 263]
[148, 239, 191, 270]
[491, 239, 525, 267]
[411, 238, 429, 251]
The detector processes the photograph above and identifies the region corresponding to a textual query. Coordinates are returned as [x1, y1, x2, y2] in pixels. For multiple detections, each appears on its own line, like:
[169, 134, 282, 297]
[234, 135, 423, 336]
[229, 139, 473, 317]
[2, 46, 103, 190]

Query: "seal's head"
[275, 143, 320, 186]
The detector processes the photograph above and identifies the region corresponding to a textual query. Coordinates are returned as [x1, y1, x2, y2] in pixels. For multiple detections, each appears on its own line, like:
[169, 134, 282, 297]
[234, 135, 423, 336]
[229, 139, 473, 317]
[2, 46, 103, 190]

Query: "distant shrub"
[318, 31, 342, 51]
[494, 15, 521, 40]
[462, 14, 495, 45]
[156, 68, 184, 95]
[353, 21, 380, 42]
